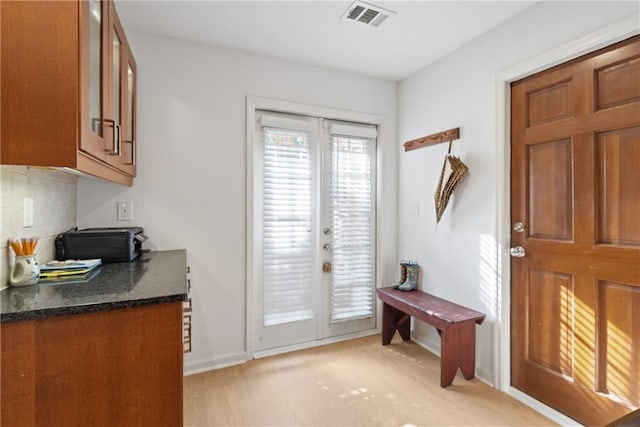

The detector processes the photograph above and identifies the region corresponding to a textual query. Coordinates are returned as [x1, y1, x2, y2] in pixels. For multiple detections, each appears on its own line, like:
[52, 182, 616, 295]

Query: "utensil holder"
[10, 255, 40, 286]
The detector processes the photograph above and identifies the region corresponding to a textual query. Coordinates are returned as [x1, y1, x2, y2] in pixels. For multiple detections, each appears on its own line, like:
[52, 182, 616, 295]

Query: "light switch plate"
[117, 201, 133, 221]
[23, 198, 34, 227]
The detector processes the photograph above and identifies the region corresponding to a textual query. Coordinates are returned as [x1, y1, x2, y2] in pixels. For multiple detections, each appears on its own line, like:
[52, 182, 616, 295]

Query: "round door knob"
[513, 222, 525, 233]
[510, 246, 525, 258]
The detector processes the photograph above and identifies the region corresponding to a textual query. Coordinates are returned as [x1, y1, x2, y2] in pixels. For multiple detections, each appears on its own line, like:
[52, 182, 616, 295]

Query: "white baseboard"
[508, 387, 581, 426]
[184, 351, 247, 376]
[410, 329, 440, 356]
[253, 328, 379, 359]
[475, 368, 493, 386]
[184, 329, 380, 376]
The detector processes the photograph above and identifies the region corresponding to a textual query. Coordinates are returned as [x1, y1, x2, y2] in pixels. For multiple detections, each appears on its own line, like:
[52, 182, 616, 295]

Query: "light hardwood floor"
[184, 335, 557, 426]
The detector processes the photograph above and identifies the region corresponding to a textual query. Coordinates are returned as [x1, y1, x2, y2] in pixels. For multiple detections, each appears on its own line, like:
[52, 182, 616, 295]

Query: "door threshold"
[508, 387, 581, 426]
[252, 328, 379, 359]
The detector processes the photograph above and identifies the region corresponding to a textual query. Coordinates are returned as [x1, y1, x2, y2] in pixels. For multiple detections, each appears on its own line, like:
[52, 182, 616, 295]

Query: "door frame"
[494, 14, 639, 423]
[246, 96, 384, 359]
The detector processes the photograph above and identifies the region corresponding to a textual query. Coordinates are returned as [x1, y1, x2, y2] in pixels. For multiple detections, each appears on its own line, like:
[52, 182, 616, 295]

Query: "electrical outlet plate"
[117, 201, 133, 221]
[23, 198, 34, 227]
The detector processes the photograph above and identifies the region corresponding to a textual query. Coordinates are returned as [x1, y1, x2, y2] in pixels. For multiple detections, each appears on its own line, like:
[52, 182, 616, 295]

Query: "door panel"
[526, 269, 574, 377]
[598, 281, 640, 406]
[253, 113, 319, 352]
[322, 130, 377, 338]
[511, 35, 640, 426]
[596, 126, 640, 245]
[527, 139, 573, 240]
[595, 55, 640, 111]
[526, 79, 574, 126]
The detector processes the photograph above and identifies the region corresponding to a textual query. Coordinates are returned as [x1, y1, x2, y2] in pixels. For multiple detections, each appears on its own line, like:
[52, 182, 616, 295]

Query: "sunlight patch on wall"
[478, 234, 498, 317]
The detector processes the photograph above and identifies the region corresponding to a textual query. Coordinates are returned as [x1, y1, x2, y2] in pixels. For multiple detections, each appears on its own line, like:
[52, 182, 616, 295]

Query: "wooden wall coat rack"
[403, 127, 460, 152]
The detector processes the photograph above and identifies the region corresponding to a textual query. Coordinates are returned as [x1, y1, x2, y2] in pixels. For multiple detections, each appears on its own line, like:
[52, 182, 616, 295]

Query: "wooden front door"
[510, 35, 640, 426]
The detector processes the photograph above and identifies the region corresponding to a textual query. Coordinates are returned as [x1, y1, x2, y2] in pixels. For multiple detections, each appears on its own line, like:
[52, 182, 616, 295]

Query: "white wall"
[77, 33, 398, 371]
[398, 1, 639, 384]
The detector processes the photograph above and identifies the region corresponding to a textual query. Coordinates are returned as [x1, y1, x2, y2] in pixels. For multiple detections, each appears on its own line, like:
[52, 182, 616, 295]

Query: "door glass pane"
[262, 127, 313, 326]
[329, 136, 375, 322]
[88, 0, 102, 135]
[112, 31, 121, 125]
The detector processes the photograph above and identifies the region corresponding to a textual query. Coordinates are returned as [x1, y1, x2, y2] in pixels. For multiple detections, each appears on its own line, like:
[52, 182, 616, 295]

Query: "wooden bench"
[377, 287, 486, 388]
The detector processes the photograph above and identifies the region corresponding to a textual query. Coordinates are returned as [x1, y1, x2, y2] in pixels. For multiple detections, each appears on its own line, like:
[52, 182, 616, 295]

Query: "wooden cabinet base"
[1, 303, 183, 427]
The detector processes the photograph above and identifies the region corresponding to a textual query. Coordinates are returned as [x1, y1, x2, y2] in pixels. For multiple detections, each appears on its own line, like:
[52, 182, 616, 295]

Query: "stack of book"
[39, 259, 102, 283]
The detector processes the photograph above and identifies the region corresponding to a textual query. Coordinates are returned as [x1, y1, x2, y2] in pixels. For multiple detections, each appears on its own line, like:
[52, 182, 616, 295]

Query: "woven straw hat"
[434, 140, 468, 223]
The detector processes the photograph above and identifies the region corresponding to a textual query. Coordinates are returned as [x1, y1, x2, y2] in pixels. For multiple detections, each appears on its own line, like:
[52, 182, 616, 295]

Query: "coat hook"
[403, 127, 461, 152]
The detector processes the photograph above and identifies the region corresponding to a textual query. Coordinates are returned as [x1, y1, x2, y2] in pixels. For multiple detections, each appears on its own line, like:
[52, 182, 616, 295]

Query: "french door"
[253, 110, 377, 353]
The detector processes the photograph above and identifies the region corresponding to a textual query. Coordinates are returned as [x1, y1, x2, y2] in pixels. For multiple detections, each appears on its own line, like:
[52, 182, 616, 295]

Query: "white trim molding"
[253, 328, 379, 359]
[494, 10, 639, 416]
[509, 387, 582, 426]
[184, 351, 248, 376]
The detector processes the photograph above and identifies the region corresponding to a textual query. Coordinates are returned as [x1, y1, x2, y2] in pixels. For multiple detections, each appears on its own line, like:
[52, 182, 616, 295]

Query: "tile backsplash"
[1, 166, 77, 289]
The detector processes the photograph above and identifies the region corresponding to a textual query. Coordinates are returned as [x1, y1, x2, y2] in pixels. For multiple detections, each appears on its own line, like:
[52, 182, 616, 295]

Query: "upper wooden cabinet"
[1, 0, 137, 186]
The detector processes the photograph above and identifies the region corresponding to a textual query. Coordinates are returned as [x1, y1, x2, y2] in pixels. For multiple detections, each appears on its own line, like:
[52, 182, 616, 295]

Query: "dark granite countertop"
[0, 250, 188, 323]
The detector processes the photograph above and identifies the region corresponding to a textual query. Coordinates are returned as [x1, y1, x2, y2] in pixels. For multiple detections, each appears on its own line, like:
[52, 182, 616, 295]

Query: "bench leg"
[439, 321, 477, 387]
[381, 303, 411, 345]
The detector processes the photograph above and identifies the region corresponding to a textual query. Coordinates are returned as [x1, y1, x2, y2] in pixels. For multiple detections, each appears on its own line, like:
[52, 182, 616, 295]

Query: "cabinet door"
[80, 0, 135, 177]
[113, 7, 137, 177]
[122, 52, 137, 175]
[1, 304, 184, 426]
[80, 0, 116, 161]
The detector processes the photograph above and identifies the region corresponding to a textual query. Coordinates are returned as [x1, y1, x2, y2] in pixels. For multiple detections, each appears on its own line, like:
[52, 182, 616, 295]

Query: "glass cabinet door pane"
[125, 62, 135, 165]
[88, 0, 102, 136]
[127, 64, 134, 142]
[112, 31, 121, 127]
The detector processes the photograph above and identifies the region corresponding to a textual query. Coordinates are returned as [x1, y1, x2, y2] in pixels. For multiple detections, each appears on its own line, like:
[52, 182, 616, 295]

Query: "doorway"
[251, 110, 377, 353]
[509, 35, 639, 425]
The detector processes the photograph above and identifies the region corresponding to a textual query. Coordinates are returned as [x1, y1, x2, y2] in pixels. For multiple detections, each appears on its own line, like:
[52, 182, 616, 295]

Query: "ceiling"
[115, 1, 536, 81]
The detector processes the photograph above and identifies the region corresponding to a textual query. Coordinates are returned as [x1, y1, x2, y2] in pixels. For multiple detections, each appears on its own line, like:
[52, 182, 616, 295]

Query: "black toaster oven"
[55, 227, 148, 262]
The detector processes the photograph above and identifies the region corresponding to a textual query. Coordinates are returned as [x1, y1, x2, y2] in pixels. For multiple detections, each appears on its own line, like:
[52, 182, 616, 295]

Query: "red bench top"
[377, 287, 485, 326]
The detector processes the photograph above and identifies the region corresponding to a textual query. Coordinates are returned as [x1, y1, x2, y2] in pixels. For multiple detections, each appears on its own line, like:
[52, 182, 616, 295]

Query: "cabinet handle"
[114, 124, 122, 156]
[123, 140, 135, 165]
[103, 119, 118, 154]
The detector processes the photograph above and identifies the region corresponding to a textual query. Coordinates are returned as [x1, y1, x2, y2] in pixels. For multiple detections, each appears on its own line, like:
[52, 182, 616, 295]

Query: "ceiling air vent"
[342, 1, 395, 27]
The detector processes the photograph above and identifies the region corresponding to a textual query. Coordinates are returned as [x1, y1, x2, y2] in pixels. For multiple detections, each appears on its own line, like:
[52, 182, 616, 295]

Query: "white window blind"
[262, 127, 314, 326]
[329, 132, 375, 322]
